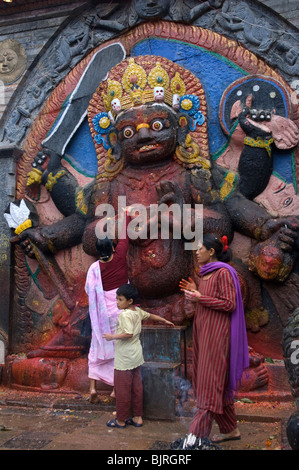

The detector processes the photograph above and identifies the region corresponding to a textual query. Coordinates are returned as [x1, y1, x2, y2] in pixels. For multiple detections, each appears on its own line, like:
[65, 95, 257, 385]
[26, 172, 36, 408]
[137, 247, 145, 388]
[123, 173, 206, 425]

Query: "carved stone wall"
[259, 0, 299, 29]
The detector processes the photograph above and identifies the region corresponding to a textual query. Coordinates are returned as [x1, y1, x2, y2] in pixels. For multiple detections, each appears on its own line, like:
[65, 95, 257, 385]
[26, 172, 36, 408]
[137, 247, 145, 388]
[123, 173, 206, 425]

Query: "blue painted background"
[63, 37, 295, 186]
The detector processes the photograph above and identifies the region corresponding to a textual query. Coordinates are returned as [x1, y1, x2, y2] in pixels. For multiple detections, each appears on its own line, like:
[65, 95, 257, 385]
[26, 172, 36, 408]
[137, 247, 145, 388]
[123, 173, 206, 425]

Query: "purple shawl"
[200, 261, 249, 397]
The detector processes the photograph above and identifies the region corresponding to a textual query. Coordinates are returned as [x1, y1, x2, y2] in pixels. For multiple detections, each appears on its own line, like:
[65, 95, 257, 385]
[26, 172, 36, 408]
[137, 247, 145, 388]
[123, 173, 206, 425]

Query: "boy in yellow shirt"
[103, 283, 174, 428]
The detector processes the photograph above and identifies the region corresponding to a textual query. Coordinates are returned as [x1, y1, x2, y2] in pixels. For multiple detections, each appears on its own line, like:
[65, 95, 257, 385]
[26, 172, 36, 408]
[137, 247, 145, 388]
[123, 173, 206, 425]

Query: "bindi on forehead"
[116, 106, 171, 127]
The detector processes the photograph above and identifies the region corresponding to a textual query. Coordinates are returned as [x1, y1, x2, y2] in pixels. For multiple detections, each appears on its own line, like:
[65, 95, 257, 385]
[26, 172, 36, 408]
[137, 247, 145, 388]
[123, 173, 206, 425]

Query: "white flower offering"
[4, 199, 32, 235]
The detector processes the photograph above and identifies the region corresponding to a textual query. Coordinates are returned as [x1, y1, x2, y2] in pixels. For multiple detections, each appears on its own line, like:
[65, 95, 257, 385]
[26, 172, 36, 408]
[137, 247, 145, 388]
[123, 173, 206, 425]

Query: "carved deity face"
[0, 39, 26, 84]
[255, 246, 283, 280]
[0, 48, 18, 74]
[134, 0, 171, 19]
[112, 104, 179, 166]
[254, 174, 299, 217]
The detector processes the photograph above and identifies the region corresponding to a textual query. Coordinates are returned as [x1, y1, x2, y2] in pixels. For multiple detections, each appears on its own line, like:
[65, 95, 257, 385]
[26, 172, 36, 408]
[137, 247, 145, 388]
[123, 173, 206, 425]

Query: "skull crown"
[101, 57, 188, 119]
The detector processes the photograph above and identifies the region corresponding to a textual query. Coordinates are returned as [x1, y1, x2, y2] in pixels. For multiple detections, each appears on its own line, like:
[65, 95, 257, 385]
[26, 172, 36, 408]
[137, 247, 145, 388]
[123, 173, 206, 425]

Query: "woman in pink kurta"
[85, 215, 129, 403]
[180, 233, 249, 443]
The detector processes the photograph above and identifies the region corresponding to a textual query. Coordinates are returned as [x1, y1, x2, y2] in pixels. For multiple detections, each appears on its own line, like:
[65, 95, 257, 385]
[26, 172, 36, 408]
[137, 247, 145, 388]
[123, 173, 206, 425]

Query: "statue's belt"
[243, 136, 274, 157]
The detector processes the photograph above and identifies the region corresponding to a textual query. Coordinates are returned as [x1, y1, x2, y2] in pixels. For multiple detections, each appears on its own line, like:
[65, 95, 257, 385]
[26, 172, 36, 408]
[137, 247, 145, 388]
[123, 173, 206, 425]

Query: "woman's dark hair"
[202, 233, 232, 263]
[96, 237, 115, 261]
[116, 284, 139, 303]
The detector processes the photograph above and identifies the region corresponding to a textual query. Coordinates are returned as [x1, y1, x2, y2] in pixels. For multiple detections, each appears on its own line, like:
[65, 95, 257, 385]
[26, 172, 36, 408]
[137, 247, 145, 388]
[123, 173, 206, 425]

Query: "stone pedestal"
[142, 361, 181, 420]
[140, 326, 186, 421]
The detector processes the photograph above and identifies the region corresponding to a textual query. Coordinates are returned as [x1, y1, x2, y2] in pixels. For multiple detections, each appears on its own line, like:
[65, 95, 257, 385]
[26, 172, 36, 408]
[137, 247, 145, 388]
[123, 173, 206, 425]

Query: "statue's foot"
[240, 363, 269, 392]
[9, 356, 69, 390]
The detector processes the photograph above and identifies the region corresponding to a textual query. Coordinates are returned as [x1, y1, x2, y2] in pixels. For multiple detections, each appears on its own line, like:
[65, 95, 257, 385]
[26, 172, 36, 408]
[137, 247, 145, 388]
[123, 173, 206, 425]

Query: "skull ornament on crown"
[154, 86, 165, 101]
[111, 98, 121, 113]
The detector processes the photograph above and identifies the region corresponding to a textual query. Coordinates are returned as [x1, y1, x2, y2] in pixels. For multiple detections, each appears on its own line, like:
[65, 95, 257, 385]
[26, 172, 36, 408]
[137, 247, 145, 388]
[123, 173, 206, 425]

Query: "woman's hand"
[179, 277, 196, 291]
[183, 289, 201, 303]
[179, 277, 201, 302]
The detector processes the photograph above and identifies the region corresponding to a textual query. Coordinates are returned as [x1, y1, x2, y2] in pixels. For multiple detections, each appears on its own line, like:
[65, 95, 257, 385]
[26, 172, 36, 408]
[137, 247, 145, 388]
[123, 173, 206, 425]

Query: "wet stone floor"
[0, 393, 296, 451]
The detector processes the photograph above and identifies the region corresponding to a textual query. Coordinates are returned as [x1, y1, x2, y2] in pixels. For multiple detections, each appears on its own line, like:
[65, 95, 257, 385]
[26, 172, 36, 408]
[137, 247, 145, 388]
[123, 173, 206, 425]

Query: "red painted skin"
[82, 104, 232, 323]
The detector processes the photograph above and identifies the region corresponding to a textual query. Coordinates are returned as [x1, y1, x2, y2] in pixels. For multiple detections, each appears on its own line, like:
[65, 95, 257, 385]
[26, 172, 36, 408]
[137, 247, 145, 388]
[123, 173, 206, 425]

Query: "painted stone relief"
[4, 21, 299, 393]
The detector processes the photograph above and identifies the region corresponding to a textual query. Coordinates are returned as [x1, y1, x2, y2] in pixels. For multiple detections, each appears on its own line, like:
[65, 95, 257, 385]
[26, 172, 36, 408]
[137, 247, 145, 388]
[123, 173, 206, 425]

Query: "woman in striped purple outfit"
[179, 233, 249, 443]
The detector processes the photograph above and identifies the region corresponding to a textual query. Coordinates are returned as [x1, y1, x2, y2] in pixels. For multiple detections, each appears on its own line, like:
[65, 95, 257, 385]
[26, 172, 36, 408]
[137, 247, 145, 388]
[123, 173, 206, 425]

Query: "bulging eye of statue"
[283, 197, 293, 207]
[122, 127, 135, 139]
[151, 120, 164, 131]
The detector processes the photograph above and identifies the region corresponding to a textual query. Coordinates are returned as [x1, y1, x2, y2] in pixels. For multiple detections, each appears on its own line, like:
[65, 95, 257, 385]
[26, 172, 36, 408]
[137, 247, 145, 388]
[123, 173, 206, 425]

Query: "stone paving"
[0, 386, 297, 452]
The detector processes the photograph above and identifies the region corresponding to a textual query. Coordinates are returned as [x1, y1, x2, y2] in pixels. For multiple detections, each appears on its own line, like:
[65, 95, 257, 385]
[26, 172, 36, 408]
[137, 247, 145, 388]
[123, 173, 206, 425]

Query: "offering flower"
[4, 199, 32, 235]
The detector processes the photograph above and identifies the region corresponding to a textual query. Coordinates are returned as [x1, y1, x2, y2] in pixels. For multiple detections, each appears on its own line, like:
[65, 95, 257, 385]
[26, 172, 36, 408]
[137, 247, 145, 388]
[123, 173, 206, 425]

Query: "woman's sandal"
[106, 418, 126, 428]
[125, 417, 143, 427]
[211, 433, 241, 443]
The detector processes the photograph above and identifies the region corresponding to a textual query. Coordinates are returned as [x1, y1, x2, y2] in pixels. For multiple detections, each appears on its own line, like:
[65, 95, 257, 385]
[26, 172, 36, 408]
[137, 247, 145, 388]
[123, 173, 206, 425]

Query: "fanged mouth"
[139, 144, 159, 152]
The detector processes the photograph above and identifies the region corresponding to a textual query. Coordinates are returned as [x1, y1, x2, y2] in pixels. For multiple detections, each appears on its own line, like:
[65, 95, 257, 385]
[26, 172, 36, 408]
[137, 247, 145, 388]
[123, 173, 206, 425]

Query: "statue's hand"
[18, 227, 50, 258]
[267, 114, 299, 149]
[260, 218, 299, 252]
[156, 180, 184, 208]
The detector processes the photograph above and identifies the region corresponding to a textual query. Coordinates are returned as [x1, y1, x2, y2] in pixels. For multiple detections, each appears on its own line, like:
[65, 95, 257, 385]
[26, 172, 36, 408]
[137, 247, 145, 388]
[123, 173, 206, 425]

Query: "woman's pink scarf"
[85, 260, 115, 360]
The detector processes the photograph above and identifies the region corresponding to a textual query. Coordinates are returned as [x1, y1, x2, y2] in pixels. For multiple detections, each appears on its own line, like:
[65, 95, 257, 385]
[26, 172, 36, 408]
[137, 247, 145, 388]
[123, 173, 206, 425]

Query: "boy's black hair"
[96, 237, 115, 261]
[116, 284, 139, 303]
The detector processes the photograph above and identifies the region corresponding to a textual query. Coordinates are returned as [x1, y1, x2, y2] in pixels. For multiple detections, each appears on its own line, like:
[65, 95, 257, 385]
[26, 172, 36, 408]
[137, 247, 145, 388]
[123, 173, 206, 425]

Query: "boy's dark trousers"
[114, 366, 143, 421]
